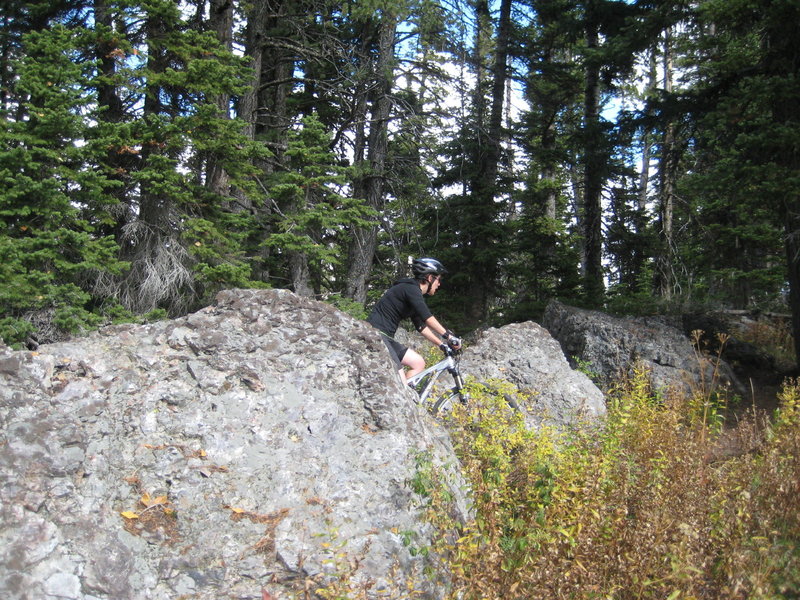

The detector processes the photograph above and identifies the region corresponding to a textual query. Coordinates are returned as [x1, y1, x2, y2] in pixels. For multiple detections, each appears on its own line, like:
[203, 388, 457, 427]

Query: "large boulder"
[461, 321, 606, 426]
[0, 289, 468, 600]
[542, 300, 744, 396]
[681, 312, 779, 377]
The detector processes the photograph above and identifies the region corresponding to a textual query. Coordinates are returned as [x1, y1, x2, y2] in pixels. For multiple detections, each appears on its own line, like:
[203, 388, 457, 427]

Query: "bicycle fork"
[447, 365, 467, 404]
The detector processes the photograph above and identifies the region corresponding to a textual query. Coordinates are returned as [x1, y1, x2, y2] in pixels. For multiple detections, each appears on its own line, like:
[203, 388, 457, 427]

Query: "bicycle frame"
[406, 349, 465, 407]
[405, 348, 521, 414]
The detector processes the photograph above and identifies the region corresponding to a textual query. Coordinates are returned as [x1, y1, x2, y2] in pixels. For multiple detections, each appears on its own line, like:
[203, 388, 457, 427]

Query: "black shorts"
[381, 337, 408, 368]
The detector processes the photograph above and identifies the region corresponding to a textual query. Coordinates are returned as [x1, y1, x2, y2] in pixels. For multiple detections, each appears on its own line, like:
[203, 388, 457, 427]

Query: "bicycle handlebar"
[438, 343, 460, 357]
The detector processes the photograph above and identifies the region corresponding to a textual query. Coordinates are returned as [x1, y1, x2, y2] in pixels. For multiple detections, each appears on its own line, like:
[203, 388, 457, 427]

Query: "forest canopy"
[1, 0, 798, 354]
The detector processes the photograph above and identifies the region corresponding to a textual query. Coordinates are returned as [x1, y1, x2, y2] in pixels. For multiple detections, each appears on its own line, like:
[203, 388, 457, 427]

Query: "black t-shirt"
[367, 278, 432, 337]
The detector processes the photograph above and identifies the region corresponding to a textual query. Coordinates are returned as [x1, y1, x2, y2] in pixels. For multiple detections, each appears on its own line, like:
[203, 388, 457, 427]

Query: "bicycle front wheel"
[473, 380, 522, 413]
[431, 388, 467, 414]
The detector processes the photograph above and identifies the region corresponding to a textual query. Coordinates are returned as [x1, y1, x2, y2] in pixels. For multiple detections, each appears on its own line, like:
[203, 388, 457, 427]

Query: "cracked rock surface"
[0, 289, 467, 600]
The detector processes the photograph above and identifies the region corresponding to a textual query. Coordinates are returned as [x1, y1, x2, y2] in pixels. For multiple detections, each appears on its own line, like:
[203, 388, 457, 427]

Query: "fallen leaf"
[140, 493, 169, 508]
[120, 511, 139, 519]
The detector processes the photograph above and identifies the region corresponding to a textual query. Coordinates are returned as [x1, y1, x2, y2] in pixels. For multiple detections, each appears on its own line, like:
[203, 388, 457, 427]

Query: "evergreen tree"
[0, 25, 127, 346]
[671, 0, 798, 340]
[0, 0, 269, 346]
[344, 2, 404, 304]
[425, 0, 515, 330]
[513, 0, 584, 317]
[89, 0, 267, 314]
[363, 0, 460, 304]
[262, 114, 376, 296]
[3, 0, 799, 349]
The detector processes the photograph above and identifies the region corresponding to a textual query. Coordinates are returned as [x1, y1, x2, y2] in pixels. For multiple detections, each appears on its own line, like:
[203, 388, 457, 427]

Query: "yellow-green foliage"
[422, 370, 800, 599]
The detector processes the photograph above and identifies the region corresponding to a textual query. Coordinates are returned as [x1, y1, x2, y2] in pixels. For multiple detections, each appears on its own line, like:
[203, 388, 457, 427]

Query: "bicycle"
[406, 345, 467, 414]
[407, 346, 523, 415]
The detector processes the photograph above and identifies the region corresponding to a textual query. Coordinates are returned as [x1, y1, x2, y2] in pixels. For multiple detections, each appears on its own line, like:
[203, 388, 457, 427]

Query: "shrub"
[422, 369, 800, 599]
[736, 317, 796, 372]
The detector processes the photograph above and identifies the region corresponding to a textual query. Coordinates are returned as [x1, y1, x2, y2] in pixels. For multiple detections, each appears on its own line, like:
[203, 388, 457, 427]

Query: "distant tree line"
[1, 0, 798, 360]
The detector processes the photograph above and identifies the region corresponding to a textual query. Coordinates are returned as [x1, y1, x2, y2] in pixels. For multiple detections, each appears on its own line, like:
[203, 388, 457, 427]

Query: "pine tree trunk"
[655, 28, 676, 300]
[766, 3, 800, 367]
[93, 0, 131, 242]
[238, 0, 283, 284]
[627, 47, 657, 289]
[638, 49, 656, 220]
[94, 0, 124, 122]
[345, 14, 396, 304]
[117, 10, 193, 314]
[582, 1, 604, 304]
[240, 1, 267, 141]
[206, 0, 234, 196]
[457, 0, 511, 326]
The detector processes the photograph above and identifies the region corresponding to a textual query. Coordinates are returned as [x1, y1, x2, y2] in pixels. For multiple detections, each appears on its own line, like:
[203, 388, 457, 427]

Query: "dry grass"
[420, 371, 800, 600]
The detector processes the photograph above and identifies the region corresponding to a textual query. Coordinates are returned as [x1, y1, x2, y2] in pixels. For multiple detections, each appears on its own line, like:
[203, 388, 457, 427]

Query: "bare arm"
[419, 325, 443, 347]
[420, 316, 461, 349]
[423, 315, 447, 337]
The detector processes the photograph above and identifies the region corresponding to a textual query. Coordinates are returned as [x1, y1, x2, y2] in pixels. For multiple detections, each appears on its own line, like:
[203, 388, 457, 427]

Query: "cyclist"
[367, 257, 462, 383]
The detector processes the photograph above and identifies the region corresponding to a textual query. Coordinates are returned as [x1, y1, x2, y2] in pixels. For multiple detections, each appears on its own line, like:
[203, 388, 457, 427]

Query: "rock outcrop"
[543, 300, 744, 396]
[462, 321, 606, 426]
[0, 289, 468, 600]
[681, 312, 779, 376]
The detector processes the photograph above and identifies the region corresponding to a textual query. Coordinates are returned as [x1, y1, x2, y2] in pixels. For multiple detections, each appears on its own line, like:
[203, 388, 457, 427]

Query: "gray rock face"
[542, 300, 743, 395]
[0, 289, 468, 600]
[461, 321, 606, 426]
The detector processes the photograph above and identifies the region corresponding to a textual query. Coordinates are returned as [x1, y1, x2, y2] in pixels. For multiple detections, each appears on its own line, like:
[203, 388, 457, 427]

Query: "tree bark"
[582, 0, 604, 304]
[655, 27, 676, 300]
[239, 0, 289, 284]
[239, 1, 267, 141]
[205, 0, 234, 196]
[93, 0, 132, 241]
[765, 3, 800, 367]
[345, 13, 397, 304]
[455, 0, 512, 326]
[94, 0, 124, 122]
[638, 48, 657, 221]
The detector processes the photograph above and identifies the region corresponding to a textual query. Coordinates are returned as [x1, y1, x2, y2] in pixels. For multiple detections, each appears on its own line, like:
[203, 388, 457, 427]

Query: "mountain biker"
[367, 257, 462, 383]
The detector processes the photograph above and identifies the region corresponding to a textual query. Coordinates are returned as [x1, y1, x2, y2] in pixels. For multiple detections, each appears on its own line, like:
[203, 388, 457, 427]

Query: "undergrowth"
[421, 369, 800, 600]
[736, 317, 796, 372]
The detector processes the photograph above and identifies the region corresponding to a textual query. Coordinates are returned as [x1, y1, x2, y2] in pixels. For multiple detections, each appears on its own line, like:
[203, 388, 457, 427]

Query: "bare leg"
[401, 348, 425, 381]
